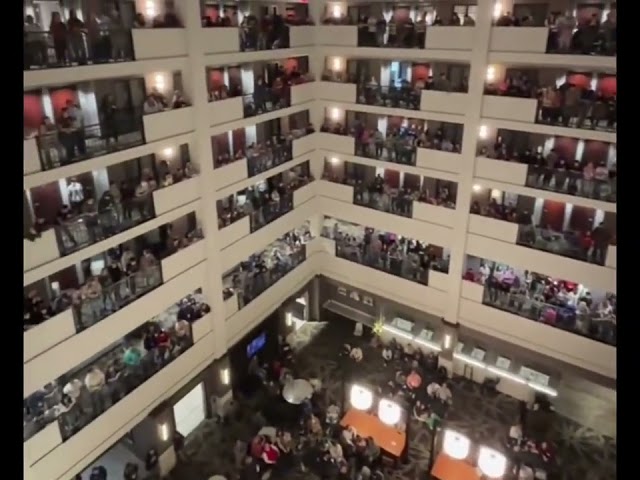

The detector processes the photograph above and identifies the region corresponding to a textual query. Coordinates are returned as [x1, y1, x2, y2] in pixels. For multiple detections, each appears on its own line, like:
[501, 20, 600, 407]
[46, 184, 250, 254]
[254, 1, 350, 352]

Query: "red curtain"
[29, 182, 63, 225]
[412, 64, 431, 85]
[568, 205, 595, 232]
[49, 87, 77, 121]
[383, 170, 400, 189]
[597, 75, 616, 98]
[582, 140, 608, 164]
[553, 137, 578, 159]
[541, 200, 566, 232]
[566, 72, 591, 89]
[209, 69, 225, 89]
[24, 93, 44, 131]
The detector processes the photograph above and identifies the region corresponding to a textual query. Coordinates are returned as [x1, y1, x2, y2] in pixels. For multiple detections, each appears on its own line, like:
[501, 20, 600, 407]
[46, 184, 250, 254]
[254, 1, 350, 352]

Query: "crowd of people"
[243, 70, 314, 118]
[470, 196, 614, 266]
[218, 163, 314, 231]
[143, 87, 190, 115]
[24, 220, 204, 333]
[223, 226, 312, 309]
[349, 11, 474, 48]
[24, 292, 210, 443]
[494, 9, 616, 56]
[478, 139, 616, 203]
[323, 218, 450, 286]
[25, 95, 144, 171]
[203, 7, 313, 28]
[463, 258, 616, 345]
[24, 1, 183, 70]
[25, 160, 199, 257]
[485, 73, 616, 132]
[323, 165, 456, 218]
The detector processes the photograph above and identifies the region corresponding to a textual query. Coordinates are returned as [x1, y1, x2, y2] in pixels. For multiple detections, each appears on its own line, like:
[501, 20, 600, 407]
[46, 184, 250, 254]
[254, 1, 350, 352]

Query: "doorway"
[173, 383, 206, 437]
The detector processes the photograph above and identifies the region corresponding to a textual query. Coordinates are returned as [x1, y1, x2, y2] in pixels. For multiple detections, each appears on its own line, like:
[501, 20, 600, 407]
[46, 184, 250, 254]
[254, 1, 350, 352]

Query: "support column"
[181, 0, 227, 359]
[444, 0, 493, 326]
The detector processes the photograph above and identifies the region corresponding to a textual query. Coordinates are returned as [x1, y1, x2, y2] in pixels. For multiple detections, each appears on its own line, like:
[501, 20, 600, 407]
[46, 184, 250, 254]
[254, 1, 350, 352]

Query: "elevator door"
[173, 383, 206, 437]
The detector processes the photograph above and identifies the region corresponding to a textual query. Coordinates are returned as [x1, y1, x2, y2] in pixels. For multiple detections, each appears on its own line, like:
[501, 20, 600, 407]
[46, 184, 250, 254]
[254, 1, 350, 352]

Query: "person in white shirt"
[85, 366, 106, 392]
[63, 378, 84, 400]
[479, 263, 491, 284]
[436, 382, 452, 403]
[66, 100, 86, 156]
[426, 382, 441, 398]
[508, 423, 523, 448]
[67, 178, 85, 213]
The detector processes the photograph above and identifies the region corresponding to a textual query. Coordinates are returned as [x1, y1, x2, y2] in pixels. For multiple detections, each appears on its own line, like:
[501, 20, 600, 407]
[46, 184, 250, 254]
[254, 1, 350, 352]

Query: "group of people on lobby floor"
[24, 292, 210, 444]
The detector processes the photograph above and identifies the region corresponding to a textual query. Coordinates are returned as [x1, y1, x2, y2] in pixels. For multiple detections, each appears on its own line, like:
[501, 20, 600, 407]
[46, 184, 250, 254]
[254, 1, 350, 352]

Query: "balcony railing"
[27, 108, 145, 172]
[357, 84, 421, 110]
[227, 244, 307, 311]
[354, 135, 418, 166]
[525, 165, 616, 203]
[546, 23, 616, 57]
[243, 88, 292, 118]
[247, 141, 294, 177]
[24, 235, 203, 334]
[479, 278, 616, 346]
[249, 193, 293, 232]
[516, 224, 612, 266]
[239, 24, 290, 51]
[23, 297, 208, 442]
[356, 23, 427, 49]
[24, 29, 135, 71]
[353, 182, 414, 218]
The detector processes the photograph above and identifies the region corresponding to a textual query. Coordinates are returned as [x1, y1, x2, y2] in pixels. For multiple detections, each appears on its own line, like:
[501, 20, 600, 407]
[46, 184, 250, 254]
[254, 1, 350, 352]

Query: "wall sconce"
[330, 107, 342, 121]
[146, 0, 156, 18]
[332, 4, 342, 18]
[472, 184, 482, 193]
[285, 312, 293, 327]
[478, 125, 488, 139]
[330, 157, 340, 164]
[332, 57, 342, 71]
[154, 73, 166, 91]
[486, 66, 496, 82]
[492, 2, 502, 19]
[220, 367, 230, 386]
[159, 422, 170, 442]
[444, 334, 451, 350]
[162, 147, 174, 157]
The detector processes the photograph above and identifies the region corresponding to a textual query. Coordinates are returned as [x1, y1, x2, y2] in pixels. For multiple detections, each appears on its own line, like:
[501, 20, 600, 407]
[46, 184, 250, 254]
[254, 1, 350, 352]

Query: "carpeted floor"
[169, 319, 616, 480]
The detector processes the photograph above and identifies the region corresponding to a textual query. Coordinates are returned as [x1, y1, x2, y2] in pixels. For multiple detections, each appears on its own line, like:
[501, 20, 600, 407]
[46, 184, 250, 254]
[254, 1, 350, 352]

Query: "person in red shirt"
[250, 435, 265, 459]
[261, 439, 280, 468]
[463, 268, 476, 282]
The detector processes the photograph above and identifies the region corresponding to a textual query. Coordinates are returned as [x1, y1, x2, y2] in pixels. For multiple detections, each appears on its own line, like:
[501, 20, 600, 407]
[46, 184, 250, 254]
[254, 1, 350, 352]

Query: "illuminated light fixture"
[472, 184, 482, 192]
[377, 399, 402, 426]
[453, 352, 486, 369]
[349, 384, 373, 411]
[332, 57, 342, 71]
[382, 325, 441, 352]
[478, 125, 489, 139]
[442, 430, 471, 460]
[146, 0, 156, 17]
[330, 107, 342, 121]
[285, 312, 293, 327]
[492, 2, 502, 19]
[487, 366, 527, 384]
[527, 381, 558, 397]
[332, 4, 342, 18]
[478, 446, 507, 478]
[330, 157, 341, 164]
[159, 422, 170, 442]
[163, 147, 174, 157]
[444, 334, 452, 350]
[486, 66, 496, 82]
[220, 368, 230, 386]
[154, 73, 166, 90]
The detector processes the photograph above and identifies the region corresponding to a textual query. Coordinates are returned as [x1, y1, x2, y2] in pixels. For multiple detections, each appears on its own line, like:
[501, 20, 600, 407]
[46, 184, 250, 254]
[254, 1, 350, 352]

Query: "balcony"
[217, 161, 315, 236]
[131, 28, 187, 59]
[24, 304, 215, 480]
[24, 153, 199, 271]
[142, 106, 195, 142]
[321, 158, 457, 227]
[24, 212, 204, 363]
[468, 187, 616, 269]
[461, 255, 616, 351]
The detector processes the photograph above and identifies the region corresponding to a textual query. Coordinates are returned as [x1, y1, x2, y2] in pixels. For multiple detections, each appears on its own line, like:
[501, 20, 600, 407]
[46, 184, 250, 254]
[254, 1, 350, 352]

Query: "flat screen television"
[247, 332, 267, 358]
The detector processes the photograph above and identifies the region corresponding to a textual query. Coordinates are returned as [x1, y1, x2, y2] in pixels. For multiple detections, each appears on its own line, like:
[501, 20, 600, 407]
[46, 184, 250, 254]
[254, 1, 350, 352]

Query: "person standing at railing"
[67, 9, 88, 65]
[100, 94, 119, 146]
[24, 15, 48, 68]
[109, 9, 129, 60]
[49, 12, 68, 66]
[67, 99, 87, 157]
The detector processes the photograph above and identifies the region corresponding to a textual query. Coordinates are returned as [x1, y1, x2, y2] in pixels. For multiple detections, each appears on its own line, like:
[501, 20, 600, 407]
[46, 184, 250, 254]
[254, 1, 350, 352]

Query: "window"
[418, 328, 435, 341]
[455, 342, 465, 353]
[390, 317, 414, 332]
[453, 5, 478, 21]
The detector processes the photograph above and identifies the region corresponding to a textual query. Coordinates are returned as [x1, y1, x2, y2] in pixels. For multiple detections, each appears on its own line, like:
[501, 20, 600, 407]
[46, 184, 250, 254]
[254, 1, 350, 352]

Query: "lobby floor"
[169, 319, 616, 480]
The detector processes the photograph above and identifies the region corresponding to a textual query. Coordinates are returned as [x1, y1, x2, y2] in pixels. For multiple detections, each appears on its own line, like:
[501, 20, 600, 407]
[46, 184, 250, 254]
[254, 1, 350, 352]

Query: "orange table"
[340, 408, 406, 458]
[431, 453, 480, 480]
